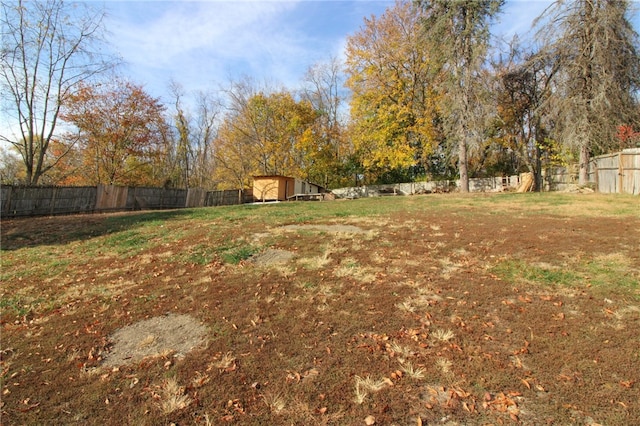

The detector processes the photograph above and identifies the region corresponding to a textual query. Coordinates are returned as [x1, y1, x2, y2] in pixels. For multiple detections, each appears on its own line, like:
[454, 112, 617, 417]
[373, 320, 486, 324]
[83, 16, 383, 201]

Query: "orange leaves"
[483, 391, 521, 421]
[62, 79, 168, 186]
[286, 368, 319, 384]
[616, 124, 640, 146]
[423, 385, 475, 412]
[619, 380, 635, 389]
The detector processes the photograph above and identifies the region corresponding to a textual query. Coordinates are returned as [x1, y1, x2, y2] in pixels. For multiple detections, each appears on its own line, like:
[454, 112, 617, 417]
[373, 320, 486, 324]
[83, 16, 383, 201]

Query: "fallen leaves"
[286, 368, 319, 384]
[423, 385, 475, 411]
[619, 380, 635, 388]
[483, 391, 521, 421]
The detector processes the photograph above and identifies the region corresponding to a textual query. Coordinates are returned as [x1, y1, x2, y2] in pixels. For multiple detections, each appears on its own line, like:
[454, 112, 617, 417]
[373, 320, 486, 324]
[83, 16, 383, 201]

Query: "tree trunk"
[579, 143, 589, 185]
[458, 139, 469, 192]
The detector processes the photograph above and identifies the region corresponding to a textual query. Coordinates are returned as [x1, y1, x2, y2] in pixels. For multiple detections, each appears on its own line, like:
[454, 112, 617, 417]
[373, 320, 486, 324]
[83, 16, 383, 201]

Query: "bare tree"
[488, 38, 560, 190]
[191, 90, 221, 188]
[535, 0, 640, 184]
[301, 56, 347, 187]
[416, 0, 503, 192]
[169, 81, 192, 189]
[0, 0, 115, 184]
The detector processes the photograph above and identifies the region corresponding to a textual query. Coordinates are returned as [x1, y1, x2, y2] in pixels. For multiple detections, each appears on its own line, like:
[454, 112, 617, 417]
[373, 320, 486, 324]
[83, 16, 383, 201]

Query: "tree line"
[2, 0, 639, 191]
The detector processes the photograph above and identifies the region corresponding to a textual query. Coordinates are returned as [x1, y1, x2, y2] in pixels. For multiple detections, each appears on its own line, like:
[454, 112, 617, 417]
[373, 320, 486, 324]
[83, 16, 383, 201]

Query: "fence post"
[50, 187, 58, 216]
[618, 152, 623, 194]
[3, 186, 12, 216]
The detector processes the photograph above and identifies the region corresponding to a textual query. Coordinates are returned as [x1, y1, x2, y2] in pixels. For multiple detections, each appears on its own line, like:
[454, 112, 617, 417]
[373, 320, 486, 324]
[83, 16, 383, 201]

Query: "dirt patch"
[102, 313, 208, 368]
[281, 224, 366, 233]
[249, 249, 295, 266]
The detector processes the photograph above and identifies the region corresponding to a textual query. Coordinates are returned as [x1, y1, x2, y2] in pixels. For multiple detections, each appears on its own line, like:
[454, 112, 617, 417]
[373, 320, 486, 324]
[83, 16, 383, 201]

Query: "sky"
[102, 0, 582, 106]
[1, 0, 638, 146]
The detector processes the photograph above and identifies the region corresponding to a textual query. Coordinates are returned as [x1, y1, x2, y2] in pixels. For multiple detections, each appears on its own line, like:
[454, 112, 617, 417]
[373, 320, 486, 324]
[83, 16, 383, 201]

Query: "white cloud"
[106, 1, 323, 98]
[105, 1, 397, 101]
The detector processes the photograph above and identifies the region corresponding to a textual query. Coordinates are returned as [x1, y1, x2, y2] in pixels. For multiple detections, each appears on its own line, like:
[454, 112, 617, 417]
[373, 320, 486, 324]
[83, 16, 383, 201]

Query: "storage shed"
[252, 175, 325, 201]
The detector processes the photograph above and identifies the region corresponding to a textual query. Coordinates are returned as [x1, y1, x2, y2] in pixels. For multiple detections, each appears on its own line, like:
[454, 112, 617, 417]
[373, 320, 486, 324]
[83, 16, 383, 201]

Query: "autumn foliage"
[62, 80, 168, 186]
[345, 1, 441, 183]
[616, 125, 640, 148]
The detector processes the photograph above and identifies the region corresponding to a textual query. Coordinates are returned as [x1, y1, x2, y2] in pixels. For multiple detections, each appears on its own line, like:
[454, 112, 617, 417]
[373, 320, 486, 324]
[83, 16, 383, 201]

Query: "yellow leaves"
[213, 89, 318, 188]
[345, 1, 439, 179]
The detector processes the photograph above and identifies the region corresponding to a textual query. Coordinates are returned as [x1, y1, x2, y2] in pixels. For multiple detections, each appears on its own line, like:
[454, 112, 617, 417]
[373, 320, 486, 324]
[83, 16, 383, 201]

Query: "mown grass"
[493, 254, 639, 295]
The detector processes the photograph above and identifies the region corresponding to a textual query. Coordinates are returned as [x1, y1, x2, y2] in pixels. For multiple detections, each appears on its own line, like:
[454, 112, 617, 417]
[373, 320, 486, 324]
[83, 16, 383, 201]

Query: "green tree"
[0, 0, 114, 184]
[416, 0, 503, 191]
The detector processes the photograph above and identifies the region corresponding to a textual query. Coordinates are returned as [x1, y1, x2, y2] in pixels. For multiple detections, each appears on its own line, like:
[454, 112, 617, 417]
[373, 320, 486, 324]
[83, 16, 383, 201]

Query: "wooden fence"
[0, 185, 252, 218]
[590, 148, 640, 195]
[4, 150, 637, 218]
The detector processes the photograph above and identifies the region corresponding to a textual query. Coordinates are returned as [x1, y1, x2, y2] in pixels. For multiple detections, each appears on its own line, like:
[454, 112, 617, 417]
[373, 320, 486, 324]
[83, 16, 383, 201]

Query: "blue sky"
[105, 0, 398, 100]
[1, 0, 638, 146]
[103, 0, 581, 105]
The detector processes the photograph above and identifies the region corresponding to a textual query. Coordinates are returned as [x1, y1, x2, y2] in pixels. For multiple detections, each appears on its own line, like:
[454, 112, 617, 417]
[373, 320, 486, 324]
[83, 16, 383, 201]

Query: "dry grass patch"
[399, 360, 426, 380]
[332, 257, 378, 283]
[211, 351, 236, 373]
[262, 391, 287, 414]
[432, 329, 455, 342]
[436, 357, 453, 375]
[354, 375, 391, 404]
[157, 378, 193, 414]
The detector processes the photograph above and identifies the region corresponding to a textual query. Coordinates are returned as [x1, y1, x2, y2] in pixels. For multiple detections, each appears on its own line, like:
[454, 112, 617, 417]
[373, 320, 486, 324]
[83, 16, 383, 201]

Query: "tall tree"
[301, 57, 348, 187]
[190, 91, 221, 189]
[535, 0, 640, 185]
[487, 41, 559, 190]
[61, 79, 168, 186]
[416, 0, 503, 192]
[164, 85, 221, 189]
[213, 79, 316, 189]
[169, 82, 192, 189]
[0, 0, 114, 184]
[345, 1, 440, 184]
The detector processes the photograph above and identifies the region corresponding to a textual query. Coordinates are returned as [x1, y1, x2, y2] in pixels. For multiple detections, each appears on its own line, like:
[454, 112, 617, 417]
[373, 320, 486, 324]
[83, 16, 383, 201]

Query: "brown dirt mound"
[102, 313, 208, 367]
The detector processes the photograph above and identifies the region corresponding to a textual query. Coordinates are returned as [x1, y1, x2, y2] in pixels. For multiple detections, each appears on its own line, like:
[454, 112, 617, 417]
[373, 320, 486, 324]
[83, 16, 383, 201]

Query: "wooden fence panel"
[186, 188, 207, 208]
[96, 185, 128, 211]
[595, 153, 619, 194]
[621, 150, 640, 195]
[51, 186, 96, 215]
[592, 149, 640, 195]
[1, 186, 97, 217]
[205, 189, 246, 206]
[126, 187, 188, 210]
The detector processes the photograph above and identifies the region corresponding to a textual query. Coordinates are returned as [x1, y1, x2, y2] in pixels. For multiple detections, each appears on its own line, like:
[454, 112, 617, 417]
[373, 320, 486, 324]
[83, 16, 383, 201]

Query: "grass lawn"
[1, 192, 639, 425]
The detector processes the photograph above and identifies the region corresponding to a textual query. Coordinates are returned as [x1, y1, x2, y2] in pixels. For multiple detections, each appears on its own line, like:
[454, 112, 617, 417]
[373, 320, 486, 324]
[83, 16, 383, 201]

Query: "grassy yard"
[1, 192, 639, 425]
